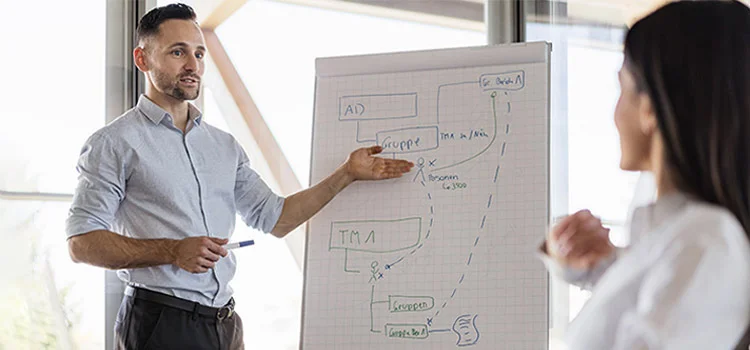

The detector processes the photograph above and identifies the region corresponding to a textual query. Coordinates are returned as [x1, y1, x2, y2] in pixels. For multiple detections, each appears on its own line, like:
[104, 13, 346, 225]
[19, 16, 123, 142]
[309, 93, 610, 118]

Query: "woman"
[541, 1, 750, 349]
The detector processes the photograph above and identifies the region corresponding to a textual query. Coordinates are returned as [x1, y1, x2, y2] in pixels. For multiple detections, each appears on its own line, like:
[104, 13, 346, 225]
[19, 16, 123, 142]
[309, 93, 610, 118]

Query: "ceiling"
[192, 0, 750, 33]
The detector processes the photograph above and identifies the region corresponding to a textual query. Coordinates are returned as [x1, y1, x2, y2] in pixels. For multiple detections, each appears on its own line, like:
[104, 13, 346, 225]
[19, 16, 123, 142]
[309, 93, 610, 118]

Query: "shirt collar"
[136, 95, 203, 126]
[629, 192, 690, 244]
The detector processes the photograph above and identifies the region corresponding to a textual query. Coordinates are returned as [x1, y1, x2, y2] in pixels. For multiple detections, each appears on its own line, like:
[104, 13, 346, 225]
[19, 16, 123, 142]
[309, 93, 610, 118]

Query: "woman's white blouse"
[540, 194, 750, 349]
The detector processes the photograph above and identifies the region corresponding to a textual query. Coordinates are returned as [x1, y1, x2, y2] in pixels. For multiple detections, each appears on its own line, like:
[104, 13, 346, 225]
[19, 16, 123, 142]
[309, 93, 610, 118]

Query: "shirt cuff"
[260, 196, 285, 234]
[65, 214, 110, 239]
[536, 240, 592, 285]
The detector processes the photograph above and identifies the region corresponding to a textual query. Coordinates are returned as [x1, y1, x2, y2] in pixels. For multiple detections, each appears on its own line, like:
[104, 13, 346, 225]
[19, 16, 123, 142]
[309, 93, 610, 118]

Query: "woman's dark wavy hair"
[623, 1, 750, 347]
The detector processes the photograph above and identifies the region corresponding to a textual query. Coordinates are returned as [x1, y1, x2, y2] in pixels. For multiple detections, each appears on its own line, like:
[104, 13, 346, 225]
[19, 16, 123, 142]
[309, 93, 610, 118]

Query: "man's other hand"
[171, 236, 229, 273]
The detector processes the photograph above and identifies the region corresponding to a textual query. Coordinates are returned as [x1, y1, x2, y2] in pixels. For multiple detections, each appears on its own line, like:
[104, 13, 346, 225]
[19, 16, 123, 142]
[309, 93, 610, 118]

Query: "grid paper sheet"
[302, 43, 550, 350]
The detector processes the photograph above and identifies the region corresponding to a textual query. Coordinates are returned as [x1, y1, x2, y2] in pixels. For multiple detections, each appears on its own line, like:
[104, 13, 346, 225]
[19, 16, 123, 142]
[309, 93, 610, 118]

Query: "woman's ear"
[133, 46, 149, 73]
[638, 93, 658, 136]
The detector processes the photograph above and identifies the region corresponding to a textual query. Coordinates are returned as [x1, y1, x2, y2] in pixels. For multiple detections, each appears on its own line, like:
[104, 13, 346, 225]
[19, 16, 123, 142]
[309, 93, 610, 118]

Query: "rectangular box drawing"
[478, 70, 525, 91]
[385, 324, 429, 339]
[389, 295, 435, 313]
[329, 217, 421, 253]
[339, 93, 418, 121]
[376, 126, 439, 154]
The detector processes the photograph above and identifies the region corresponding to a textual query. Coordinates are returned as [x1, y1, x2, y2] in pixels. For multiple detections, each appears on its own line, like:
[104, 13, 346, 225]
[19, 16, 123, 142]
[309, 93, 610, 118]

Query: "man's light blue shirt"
[66, 95, 284, 307]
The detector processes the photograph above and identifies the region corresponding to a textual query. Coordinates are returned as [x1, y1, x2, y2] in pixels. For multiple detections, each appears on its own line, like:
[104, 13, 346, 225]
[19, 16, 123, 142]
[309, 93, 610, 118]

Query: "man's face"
[142, 19, 206, 101]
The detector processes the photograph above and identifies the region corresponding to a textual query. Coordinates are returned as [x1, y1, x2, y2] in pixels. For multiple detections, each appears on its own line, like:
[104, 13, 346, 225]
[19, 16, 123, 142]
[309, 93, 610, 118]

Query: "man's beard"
[154, 70, 200, 101]
[169, 84, 200, 101]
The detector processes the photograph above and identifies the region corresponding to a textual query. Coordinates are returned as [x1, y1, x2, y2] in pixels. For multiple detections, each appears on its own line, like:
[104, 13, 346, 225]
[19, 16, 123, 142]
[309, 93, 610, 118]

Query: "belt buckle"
[217, 304, 234, 320]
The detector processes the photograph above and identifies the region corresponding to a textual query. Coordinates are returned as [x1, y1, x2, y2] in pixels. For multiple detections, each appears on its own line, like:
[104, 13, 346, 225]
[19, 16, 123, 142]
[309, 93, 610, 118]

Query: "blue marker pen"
[223, 240, 255, 250]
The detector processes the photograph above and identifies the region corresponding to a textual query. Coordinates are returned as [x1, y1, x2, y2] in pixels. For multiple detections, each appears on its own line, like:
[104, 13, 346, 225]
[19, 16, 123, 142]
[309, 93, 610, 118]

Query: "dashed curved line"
[386, 188, 434, 269]
[431, 94, 505, 323]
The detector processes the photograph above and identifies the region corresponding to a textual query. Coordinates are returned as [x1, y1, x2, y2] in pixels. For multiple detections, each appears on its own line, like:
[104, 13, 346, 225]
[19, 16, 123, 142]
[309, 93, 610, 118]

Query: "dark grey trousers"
[114, 294, 244, 350]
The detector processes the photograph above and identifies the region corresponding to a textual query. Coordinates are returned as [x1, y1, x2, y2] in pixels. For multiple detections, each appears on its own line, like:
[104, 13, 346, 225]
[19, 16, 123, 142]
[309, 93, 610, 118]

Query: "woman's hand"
[547, 210, 614, 269]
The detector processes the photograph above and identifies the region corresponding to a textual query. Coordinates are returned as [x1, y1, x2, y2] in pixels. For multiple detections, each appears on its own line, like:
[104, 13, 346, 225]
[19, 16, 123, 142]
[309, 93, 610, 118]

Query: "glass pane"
[202, 87, 232, 133]
[0, 0, 106, 348]
[204, 86, 303, 350]
[567, 44, 640, 222]
[0, 200, 104, 349]
[229, 220, 303, 350]
[213, 3, 485, 348]
[217, 0, 485, 186]
[0, 0, 105, 193]
[527, 6, 636, 224]
[527, 2, 638, 348]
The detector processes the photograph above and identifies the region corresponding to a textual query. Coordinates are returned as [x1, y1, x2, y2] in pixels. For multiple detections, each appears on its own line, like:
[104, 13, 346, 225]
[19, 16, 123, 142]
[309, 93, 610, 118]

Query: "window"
[1, 1, 105, 193]
[0, 0, 107, 348]
[217, 0, 485, 186]
[202, 86, 305, 350]
[526, 1, 651, 347]
[208, 2, 484, 348]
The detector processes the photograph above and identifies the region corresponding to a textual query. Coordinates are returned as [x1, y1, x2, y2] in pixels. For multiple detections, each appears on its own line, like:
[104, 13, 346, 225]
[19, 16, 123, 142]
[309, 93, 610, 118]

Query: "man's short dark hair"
[136, 3, 197, 44]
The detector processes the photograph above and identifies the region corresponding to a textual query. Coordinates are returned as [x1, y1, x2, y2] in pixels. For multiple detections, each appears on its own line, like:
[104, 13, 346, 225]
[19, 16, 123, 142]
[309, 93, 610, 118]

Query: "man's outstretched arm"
[270, 146, 413, 238]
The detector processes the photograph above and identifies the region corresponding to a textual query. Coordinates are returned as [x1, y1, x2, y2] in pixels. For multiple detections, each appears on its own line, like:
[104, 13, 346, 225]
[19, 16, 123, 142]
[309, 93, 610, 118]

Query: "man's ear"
[133, 46, 149, 73]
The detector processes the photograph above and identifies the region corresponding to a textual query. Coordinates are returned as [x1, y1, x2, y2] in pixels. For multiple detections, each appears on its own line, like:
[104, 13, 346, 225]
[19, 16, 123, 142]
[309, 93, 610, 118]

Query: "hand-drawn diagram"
[321, 70, 524, 347]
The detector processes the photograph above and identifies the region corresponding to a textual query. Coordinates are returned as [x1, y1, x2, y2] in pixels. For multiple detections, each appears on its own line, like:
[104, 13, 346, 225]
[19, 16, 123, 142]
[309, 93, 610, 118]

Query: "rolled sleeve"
[65, 133, 126, 239]
[234, 146, 285, 233]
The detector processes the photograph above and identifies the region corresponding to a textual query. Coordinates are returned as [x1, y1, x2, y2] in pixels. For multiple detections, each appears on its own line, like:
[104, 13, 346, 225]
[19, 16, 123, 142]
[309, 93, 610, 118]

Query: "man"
[65, 4, 413, 349]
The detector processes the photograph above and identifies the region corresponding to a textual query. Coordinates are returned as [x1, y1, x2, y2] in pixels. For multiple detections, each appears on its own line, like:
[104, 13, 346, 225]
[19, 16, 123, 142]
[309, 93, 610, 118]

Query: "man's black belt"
[125, 285, 235, 320]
